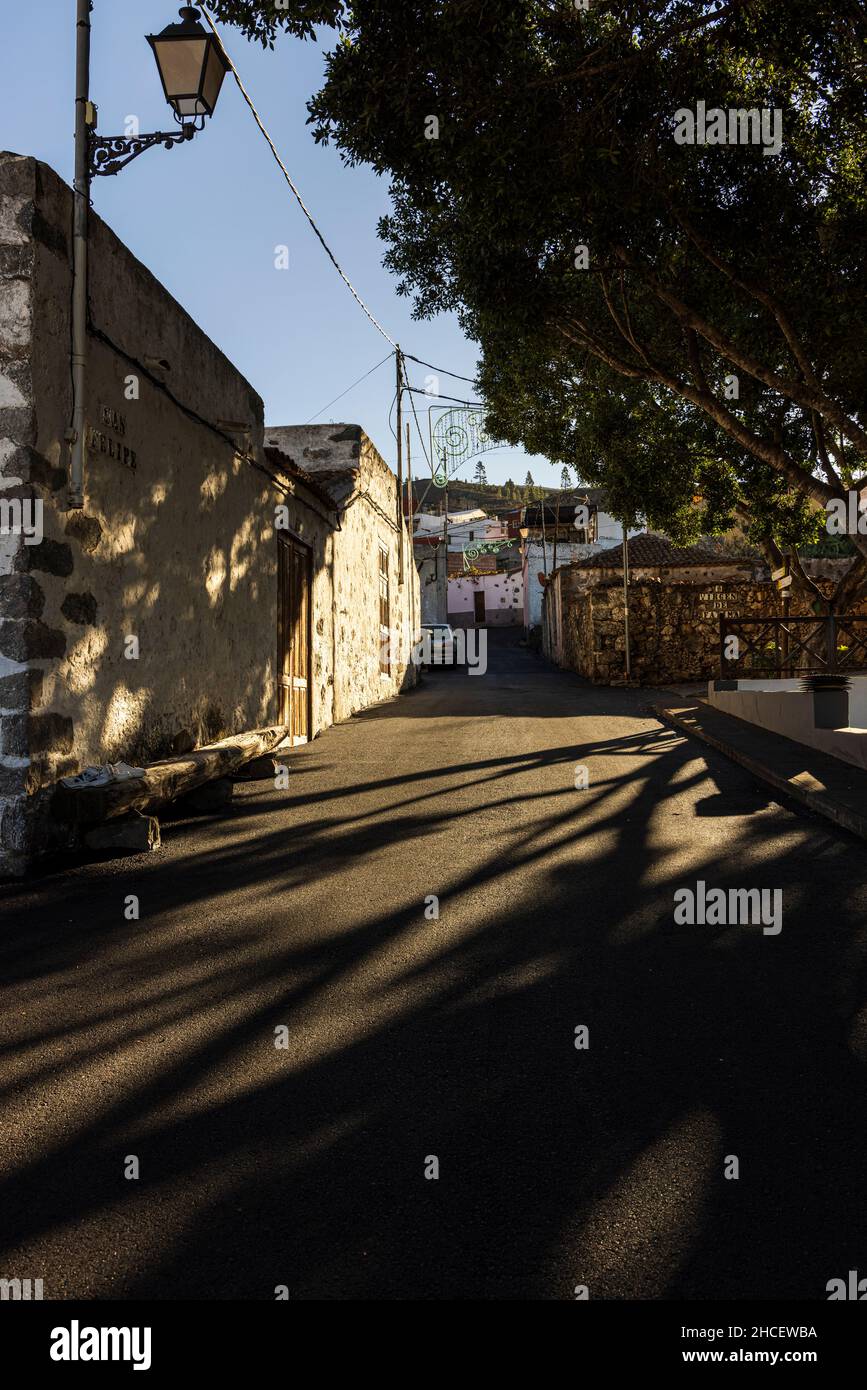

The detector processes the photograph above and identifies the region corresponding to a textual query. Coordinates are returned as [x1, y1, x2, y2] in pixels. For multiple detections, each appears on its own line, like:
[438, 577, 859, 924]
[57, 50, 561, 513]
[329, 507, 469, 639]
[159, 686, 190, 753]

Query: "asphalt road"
[1, 630, 866, 1300]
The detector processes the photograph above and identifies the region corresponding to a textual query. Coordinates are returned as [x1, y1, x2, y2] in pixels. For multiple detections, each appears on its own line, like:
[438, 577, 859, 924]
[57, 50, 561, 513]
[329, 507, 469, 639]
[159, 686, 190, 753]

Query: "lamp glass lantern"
[147, 5, 230, 121]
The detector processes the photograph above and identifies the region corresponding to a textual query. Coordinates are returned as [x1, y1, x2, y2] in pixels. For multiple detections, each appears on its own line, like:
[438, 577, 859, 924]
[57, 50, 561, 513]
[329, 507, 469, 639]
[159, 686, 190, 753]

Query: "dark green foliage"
[217, 1, 867, 600]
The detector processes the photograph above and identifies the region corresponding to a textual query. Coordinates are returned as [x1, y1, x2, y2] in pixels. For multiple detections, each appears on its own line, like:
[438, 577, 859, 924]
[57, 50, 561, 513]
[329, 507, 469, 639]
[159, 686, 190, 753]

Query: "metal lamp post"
[69, 3, 229, 507]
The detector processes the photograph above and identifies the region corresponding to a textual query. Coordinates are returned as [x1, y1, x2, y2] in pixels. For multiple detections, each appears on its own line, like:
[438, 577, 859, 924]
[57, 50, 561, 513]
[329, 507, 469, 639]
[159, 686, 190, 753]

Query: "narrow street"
[1, 631, 865, 1301]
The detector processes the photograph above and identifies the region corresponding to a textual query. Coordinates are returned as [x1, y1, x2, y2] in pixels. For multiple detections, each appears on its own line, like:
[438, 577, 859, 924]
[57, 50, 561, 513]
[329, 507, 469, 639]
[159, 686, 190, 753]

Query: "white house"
[521, 492, 642, 629]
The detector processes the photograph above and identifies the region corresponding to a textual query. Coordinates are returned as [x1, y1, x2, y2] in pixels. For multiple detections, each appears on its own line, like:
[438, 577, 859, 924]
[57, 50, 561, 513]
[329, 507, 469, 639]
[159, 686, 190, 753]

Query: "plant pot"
[800, 675, 851, 730]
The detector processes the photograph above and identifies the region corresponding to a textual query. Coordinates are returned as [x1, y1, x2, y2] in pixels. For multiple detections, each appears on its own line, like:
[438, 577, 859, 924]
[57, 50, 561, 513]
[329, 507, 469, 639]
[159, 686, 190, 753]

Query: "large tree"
[212, 0, 867, 609]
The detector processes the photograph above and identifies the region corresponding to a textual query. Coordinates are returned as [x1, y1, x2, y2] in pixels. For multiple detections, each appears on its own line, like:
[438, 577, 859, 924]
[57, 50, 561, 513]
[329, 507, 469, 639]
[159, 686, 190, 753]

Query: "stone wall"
[0, 154, 47, 875]
[570, 560, 760, 588]
[0, 153, 285, 878]
[0, 155, 418, 875]
[545, 571, 867, 687]
[332, 431, 418, 721]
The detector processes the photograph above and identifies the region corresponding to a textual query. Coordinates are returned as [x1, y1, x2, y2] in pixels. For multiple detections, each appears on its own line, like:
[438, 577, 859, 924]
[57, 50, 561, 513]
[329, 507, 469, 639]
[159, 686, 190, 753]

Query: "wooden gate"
[278, 536, 312, 744]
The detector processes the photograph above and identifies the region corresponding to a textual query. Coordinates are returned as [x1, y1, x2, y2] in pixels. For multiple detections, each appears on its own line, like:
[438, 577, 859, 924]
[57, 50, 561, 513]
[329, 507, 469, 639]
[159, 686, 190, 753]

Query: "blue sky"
[0, 0, 549, 489]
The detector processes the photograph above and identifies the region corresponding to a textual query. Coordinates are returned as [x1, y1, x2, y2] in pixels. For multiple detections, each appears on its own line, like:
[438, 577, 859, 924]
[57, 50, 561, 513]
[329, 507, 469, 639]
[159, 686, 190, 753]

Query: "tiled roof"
[574, 533, 732, 569]
[263, 446, 340, 513]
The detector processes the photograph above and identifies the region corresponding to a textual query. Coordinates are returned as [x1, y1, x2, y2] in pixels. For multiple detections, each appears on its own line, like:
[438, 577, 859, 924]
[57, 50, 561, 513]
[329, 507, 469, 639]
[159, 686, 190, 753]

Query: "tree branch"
[612, 246, 867, 458]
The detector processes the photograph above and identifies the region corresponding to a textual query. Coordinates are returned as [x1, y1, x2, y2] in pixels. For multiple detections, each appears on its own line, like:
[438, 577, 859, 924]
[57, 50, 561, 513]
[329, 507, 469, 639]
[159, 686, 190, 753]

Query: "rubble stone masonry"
[0, 155, 418, 874]
[547, 572, 867, 687]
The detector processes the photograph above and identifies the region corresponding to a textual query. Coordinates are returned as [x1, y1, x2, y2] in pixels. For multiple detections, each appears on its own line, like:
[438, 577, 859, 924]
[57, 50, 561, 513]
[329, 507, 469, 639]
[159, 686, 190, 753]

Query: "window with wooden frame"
[379, 544, 390, 675]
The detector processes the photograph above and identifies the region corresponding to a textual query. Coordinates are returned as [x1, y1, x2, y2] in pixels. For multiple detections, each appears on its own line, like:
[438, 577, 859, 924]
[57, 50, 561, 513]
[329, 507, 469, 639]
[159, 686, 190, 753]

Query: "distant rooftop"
[574, 533, 736, 569]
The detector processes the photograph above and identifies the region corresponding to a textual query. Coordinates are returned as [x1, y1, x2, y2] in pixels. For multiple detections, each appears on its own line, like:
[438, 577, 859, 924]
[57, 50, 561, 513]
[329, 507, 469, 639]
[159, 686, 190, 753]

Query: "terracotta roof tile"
[575, 533, 730, 569]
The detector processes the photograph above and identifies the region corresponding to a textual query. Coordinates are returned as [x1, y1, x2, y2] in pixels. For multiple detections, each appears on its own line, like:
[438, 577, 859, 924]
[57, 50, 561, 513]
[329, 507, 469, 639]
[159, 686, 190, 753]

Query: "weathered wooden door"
[278, 536, 312, 745]
[473, 590, 486, 624]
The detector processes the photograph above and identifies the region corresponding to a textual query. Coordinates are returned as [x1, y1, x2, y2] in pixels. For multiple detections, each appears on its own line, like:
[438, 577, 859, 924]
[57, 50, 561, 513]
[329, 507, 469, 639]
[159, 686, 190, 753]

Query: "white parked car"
[420, 623, 459, 666]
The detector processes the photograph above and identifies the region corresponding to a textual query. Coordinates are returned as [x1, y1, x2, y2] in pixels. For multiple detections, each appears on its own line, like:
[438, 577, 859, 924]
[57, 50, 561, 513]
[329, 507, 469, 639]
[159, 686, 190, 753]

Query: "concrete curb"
[654, 703, 867, 843]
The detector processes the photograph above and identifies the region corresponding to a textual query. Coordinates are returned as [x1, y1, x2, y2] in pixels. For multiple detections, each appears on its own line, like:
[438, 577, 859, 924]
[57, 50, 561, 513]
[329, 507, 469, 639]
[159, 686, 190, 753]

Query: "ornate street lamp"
[89, 6, 230, 177]
[148, 6, 230, 122]
[69, 2, 229, 507]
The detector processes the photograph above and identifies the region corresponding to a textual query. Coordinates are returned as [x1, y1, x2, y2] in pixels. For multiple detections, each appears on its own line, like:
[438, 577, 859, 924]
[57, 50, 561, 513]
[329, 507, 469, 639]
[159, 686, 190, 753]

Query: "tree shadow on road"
[0, 663, 865, 1300]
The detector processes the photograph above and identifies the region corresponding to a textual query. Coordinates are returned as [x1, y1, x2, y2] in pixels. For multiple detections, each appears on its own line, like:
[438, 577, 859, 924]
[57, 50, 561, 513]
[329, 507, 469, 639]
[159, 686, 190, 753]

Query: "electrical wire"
[200, 8, 491, 400]
[200, 4, 397, 349]
[198, 0, 513, 503]
[405, 386, 484, 408]
[200, 2, 521, 528]
[402, 353, 477, 384]
[304, 351, 393, 424]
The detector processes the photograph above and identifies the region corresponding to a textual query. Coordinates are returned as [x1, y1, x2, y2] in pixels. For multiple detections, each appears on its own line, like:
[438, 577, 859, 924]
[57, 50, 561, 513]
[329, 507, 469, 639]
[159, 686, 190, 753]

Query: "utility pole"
[443, 474, 449, 624]
[395, 348, 404, 586]
[69, 0, 93, 509]
[622, 520, 632, 680]
[553, 488, 562, 575]
[406, 420, 415, 635]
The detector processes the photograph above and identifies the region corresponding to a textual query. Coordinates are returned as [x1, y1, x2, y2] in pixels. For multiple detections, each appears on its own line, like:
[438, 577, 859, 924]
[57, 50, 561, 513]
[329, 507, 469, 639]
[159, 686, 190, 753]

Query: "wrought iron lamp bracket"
[88, 118, 202, 177]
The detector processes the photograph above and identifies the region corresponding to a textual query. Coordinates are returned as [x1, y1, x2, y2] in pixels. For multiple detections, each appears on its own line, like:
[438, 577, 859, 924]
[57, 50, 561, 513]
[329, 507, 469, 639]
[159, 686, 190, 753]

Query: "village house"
[413, 504, 520, 622]
[264, 422, 418, 722]
[448, 569, 524, 628]
[0, 153, 418, 876]
[540, 532, 867, 685]
[521, 491, 642, 630]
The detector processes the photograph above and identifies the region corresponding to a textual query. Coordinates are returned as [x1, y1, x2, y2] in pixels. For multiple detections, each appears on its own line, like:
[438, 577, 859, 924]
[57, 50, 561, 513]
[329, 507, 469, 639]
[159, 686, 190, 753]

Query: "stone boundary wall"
[547, 574, 867, 686]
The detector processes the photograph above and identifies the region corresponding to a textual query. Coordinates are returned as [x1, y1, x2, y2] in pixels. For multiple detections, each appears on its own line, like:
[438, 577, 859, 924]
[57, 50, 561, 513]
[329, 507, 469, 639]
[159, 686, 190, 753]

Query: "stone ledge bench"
[51, 725, 290, 828]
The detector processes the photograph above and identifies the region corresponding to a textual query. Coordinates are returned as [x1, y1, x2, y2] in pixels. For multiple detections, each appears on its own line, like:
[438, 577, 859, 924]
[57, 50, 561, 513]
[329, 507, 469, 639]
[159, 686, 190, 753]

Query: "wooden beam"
[52, 726, 290, 826]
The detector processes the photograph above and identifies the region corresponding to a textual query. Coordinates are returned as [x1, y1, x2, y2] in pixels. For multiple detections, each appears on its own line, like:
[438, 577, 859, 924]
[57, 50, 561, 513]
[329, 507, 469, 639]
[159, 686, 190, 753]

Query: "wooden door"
[379, 546, 390, 675]
[278, 536, 312, 745]
[473, 590, 486, 624]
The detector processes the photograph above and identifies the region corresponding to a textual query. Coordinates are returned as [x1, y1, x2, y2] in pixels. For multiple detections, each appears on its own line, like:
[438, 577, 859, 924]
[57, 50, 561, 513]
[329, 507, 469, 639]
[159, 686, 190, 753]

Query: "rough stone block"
[0, 710, 73, 756]
[0, 763, 30, 797]
[0, 444, 65, 491]
[0, 277, 31, 353]
[0, 572, 44, 619]
[0, 618, 65, 661]
[0, 668, 43, 710]
[0, 400, 36, 445]
[0, 245, 33, 277]
[0, 797, 31, 851]
[0, 712, 26, 755]
[64, 512, 103, 554]
[60, 591, 98, 625]
[177, 777, 235, 813]
[14, 537, 73, 577]
[84, 814, 161, 854]
[0, 155, 37, 201]
[234, 754, 281, 782]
